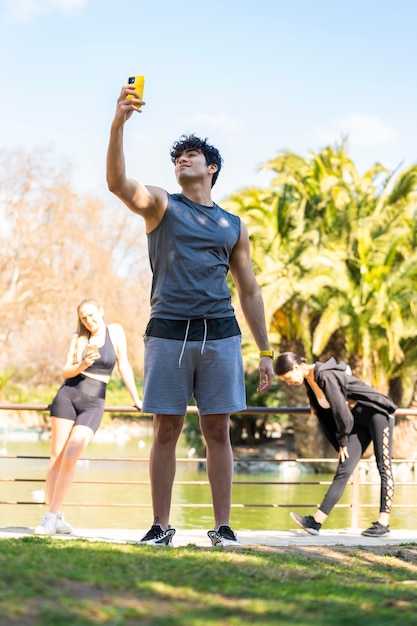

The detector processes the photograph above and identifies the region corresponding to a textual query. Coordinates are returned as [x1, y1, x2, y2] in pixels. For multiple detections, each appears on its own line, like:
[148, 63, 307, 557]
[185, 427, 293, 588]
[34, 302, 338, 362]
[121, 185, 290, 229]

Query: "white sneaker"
[56, 512, 74, 534]
[207, 525, 241, 547]
[138, 524, 176, 546]
[34, 512, 57, 535]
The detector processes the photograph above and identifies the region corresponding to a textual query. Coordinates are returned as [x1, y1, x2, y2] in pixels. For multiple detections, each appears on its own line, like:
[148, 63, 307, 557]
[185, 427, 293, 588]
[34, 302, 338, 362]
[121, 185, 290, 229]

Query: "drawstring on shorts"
[201, 319, 207, 355]
[178, 319, 207, 367]
[178, 320, 190, 368]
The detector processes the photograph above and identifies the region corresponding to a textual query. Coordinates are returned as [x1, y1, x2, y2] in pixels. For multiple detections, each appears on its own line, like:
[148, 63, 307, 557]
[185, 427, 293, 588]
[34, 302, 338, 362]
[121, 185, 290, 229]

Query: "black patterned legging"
[319, 405, 395, 516]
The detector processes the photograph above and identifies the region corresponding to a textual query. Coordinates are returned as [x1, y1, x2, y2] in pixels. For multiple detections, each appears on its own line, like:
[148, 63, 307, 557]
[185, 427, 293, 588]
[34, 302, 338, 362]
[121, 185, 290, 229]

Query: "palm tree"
[225, 142, 417, 455]
[257, 144, 417, 388]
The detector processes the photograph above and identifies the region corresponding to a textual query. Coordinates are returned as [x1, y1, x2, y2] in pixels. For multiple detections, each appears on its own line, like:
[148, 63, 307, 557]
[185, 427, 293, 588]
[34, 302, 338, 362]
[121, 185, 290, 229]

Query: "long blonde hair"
[72, 297, 103, 364]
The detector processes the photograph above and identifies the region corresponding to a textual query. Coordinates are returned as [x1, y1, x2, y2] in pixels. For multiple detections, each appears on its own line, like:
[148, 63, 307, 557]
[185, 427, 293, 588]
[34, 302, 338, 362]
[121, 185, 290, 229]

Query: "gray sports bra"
[86, 328, 117, 376]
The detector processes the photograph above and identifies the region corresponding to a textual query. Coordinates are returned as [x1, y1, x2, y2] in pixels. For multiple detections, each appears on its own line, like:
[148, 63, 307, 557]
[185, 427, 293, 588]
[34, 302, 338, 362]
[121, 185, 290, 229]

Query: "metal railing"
[1, 403, 417, 530]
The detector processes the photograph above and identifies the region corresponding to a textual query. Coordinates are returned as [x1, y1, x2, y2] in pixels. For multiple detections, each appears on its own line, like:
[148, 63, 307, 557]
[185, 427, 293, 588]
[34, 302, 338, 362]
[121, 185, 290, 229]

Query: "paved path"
[1, 526, 417, 548]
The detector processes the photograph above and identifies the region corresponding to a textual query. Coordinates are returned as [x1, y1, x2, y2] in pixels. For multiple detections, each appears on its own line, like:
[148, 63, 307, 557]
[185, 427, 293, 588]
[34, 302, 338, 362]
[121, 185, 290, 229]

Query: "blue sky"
[1, 0, 416, 205]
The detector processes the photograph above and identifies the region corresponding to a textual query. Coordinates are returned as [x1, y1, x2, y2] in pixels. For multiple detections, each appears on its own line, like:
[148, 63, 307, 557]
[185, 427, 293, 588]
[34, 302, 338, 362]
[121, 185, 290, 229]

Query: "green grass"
[1, 538, 417, 625]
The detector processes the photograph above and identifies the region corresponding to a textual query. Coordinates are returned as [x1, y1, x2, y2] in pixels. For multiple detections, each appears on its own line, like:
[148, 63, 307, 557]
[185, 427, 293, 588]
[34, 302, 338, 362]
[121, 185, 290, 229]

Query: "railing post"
[350, 465, 360, 529]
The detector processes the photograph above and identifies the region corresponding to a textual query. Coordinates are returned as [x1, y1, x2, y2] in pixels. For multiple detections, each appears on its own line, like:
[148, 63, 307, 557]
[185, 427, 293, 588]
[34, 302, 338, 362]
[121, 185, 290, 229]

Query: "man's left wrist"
[259, 350, 274, 359]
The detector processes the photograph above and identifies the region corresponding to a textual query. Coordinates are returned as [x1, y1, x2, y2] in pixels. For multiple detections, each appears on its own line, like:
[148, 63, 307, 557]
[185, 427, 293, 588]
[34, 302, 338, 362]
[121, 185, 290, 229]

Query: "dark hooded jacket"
[304, 358, 397, 449]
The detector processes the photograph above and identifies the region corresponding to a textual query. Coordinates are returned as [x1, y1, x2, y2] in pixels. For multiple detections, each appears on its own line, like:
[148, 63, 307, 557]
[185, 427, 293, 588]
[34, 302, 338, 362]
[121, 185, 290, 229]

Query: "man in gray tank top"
[107, 84, 274, 547]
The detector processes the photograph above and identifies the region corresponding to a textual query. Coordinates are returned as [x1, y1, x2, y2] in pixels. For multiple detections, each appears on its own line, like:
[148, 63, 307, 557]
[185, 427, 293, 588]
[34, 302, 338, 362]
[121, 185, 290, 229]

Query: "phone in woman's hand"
[86, 344, 100, 359]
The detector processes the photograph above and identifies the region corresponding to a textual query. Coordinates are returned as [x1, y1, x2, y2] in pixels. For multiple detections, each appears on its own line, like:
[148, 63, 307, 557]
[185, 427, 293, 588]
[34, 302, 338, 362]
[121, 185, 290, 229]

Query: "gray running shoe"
[361, 521, 390, 537]
[290, 512, 321, 535]
[138, 524, 176, 546]
[207, 524, 241, 546]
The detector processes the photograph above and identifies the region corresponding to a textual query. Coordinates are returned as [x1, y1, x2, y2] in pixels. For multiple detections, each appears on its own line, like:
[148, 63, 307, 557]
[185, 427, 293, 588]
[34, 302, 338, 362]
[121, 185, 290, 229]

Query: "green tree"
[254, 143, 417, 390]
[225, 143, 417, 456]
[0, 147, 150, 386]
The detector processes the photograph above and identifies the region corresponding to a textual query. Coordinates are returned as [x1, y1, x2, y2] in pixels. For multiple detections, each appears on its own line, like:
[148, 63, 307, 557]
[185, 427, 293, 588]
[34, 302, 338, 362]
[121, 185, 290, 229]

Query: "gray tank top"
[147, 193, 241, 319]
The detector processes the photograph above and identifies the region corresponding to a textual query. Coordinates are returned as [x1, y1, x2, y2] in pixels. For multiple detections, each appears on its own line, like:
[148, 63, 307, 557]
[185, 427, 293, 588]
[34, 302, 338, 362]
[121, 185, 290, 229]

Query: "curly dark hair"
[170, 134, 223, 187]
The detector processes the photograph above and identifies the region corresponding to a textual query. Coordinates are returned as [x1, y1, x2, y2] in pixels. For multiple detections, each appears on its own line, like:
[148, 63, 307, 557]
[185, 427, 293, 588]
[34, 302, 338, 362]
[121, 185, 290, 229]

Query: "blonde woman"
[34, 298, 141, 535]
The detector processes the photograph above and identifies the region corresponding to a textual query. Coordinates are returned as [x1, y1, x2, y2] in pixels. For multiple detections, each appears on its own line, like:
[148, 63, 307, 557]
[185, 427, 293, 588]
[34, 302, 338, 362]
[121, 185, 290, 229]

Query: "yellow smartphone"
[126, 75, 145, 103]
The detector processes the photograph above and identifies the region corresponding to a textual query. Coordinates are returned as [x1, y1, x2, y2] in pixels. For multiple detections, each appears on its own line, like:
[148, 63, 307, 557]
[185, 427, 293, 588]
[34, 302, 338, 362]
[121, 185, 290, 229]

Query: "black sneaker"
[207, 524, 241, 547]
[361, 521, 390, 537]
[138, 524, 176, 546]
[290, 512, 321, 536]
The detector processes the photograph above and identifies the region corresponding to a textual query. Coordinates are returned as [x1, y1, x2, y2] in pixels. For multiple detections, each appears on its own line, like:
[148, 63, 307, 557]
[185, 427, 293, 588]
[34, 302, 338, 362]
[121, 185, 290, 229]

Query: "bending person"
[34, 297, 141, 535]
[275, 352, 396, 537]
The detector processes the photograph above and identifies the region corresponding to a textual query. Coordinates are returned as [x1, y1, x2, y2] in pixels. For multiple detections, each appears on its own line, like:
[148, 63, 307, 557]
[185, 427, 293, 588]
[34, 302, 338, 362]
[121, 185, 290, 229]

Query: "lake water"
[1, 431, 416, 533]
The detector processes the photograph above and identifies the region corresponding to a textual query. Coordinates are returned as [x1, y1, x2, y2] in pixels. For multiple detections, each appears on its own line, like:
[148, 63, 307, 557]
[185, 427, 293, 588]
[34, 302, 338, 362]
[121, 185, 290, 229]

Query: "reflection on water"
[1, 434, 416, 532]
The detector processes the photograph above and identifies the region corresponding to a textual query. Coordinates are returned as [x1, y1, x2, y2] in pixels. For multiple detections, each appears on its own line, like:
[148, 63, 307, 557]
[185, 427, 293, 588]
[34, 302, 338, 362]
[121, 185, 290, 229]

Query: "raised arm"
[106, 86, 167, 231]
[229, 222, 274, 392]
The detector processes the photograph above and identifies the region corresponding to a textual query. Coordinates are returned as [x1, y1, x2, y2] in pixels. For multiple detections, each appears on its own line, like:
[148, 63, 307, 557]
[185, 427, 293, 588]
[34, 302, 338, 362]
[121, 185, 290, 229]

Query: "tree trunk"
[391, 378, 417, 459]
[392, 418, 417, 459]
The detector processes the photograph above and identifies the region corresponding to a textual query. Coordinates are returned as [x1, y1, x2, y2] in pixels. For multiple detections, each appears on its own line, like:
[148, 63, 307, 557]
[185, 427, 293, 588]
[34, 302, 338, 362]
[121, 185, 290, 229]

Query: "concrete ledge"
[1, 526, 417, 547]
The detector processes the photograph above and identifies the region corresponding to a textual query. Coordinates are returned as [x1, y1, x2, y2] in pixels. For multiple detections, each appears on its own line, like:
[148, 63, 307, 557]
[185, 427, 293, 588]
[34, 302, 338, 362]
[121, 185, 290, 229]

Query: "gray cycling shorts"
[142, 335, 247, 415]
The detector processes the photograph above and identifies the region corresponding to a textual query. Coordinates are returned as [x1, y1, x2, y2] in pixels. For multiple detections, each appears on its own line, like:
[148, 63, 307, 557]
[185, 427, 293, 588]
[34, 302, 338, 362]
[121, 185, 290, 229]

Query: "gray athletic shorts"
[142, 335, 247, 415]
